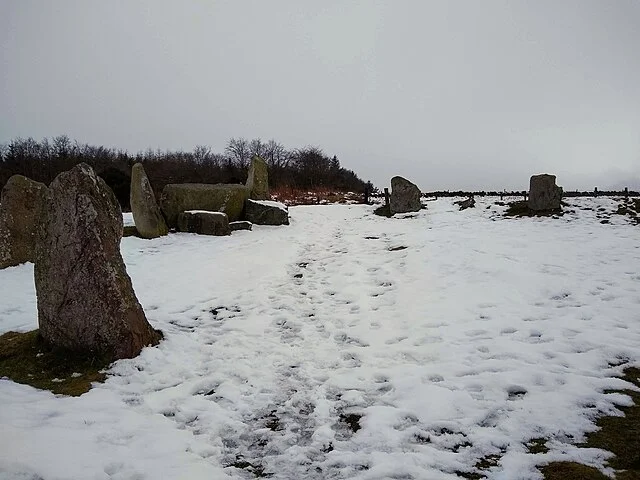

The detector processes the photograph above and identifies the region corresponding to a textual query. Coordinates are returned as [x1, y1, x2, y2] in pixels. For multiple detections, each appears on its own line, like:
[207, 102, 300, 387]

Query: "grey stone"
[177, 210, 231, 236]
[229, 221, 253, 231]
[246, 156, 269, 200]
[35, 163, 160, 360]
[160, 183, 249, 228]
[528, 174, 563, 211]
[244, 199, 289, 226]
[0, 175, 47, 269]
[130, 163, 168, 239]
[389, 176, 422, 214]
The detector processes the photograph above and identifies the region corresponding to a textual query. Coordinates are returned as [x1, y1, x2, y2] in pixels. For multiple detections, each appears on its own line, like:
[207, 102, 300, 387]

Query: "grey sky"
[2, 1, 639, 191]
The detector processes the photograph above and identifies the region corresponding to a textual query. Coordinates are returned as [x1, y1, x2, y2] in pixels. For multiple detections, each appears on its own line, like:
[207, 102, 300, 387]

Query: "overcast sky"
[1, 1, 639, 190]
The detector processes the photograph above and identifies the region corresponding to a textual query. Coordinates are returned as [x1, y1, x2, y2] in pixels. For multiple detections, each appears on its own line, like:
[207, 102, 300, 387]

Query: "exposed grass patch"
[541, 367, 640, 479]
[541, 462, 610, 480]
[505, 200, 562, 217]
[527, 438, 550, 454]
[0, 330, 110, 396]
[373, 204, 391, 217]
[614, 199, 640, 224]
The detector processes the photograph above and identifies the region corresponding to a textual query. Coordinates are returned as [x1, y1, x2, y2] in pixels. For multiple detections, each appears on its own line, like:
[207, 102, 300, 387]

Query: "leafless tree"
[225, 137, 251, 169]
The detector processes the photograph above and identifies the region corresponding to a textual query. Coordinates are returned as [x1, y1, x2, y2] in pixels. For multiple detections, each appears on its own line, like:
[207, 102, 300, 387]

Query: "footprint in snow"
[334, 332, 369, 347]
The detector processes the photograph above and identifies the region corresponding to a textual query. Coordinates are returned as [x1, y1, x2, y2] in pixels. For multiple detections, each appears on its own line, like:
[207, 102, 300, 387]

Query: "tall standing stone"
[528, 174, 563, 211]
[130, 163, 168, 239]
[35, 163, 161, 360]
[0, 175, 47, 269]
[389, 176, 422, 214]
[246, 156, 270, 200]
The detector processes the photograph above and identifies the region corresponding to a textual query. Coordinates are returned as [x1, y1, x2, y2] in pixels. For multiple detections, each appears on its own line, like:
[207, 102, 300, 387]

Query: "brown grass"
[270, 187, 363, 206]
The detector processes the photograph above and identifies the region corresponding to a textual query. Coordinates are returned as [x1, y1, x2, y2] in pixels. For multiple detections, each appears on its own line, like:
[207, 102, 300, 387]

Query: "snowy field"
[1, 197, 639, 480]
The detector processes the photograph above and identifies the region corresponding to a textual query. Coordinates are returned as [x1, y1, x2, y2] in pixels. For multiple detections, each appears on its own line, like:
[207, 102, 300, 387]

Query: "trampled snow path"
[1, 197, 639, 479]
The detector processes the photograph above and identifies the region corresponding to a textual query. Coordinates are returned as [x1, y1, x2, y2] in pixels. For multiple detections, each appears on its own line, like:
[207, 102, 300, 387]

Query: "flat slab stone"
[230, 221, 253, 231]
[244, 199, 289, 226]
[160, 183, 249, 227]
[177, 210, 231, 236]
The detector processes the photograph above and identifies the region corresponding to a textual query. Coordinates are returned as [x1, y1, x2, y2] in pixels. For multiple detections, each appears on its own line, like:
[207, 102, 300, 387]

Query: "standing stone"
[528, 174, 563, 211]
[389, 176, 422, 214]
[0, 175, 47, 269]
[160, 183, 249, 228]
[35, 163, 160, 360]
[246, 156, 270, 200]
[177, 211, 231, 236]
[130, 163, 168, 239]
[244, 199, 289, 225]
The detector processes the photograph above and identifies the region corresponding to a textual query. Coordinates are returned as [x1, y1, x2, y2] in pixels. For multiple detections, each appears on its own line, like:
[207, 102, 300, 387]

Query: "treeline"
[423, 190, 639, 198]
[0, 136, 370, 209]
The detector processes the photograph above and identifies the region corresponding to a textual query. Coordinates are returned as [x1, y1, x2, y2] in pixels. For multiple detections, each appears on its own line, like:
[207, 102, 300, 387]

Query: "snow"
[249, 199, 288, 211]
[123, 211, 135, 226]
[184, 210, 228, 216]
[1, 197, 639, 479]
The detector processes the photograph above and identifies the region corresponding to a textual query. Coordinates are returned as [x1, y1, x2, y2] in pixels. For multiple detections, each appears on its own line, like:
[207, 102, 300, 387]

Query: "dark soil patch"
[263, 410, 282, 431]
[340, 413, 362, 433]
[228, 457, 271, 477]
[0, 330, 110, 396]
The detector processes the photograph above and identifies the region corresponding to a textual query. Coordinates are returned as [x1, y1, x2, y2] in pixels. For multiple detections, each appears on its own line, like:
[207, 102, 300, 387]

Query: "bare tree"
[193, 145, 213, 165]
[225, 137, 251, 169]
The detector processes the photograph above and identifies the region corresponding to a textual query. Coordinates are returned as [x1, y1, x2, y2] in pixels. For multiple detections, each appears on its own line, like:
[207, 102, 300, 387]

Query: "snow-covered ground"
[1, 197, 639, 480]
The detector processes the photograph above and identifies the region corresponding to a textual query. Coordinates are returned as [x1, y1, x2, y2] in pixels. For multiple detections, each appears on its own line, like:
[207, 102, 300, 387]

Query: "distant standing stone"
[246, 156, 270, 200]
[35, 163, 161, 360]
[130, 163, 168, 239]
[229, 221, 253, 231]
[528, 174, 563, 211]
[244, 199, 289, 225]
[0, 175, 47, 269]
[389, 176, 422, 214]
[177, 210, 231, 236]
